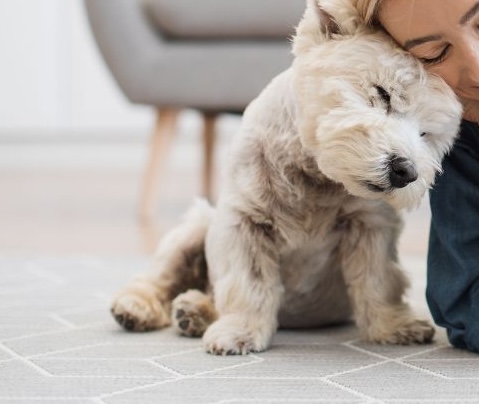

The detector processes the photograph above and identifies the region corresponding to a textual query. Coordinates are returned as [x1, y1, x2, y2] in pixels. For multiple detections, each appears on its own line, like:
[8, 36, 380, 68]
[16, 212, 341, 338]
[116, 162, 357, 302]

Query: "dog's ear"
[293, 0, 361, 55]
[311, 0, 342, 38]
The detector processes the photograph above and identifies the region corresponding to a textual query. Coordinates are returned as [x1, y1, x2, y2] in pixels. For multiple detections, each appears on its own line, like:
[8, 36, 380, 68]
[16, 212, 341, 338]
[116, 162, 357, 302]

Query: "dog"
[110, 0, 462, 355]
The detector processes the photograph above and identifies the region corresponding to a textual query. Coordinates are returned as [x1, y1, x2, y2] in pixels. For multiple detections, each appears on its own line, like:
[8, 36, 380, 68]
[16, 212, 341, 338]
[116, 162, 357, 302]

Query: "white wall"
[0, 0, 153, 135]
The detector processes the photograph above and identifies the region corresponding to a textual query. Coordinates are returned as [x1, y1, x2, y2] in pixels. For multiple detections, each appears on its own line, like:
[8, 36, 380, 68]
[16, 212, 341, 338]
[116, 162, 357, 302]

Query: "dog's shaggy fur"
[111, 0, 462, 354]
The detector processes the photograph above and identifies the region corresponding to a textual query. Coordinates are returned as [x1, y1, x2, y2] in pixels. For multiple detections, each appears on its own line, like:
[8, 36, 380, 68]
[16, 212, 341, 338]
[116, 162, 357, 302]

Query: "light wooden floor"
[0, 126, 432, 257]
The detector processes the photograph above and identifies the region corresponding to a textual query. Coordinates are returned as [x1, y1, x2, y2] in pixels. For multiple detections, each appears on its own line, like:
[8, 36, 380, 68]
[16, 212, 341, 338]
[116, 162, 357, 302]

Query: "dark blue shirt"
[427, 120, 479, 352]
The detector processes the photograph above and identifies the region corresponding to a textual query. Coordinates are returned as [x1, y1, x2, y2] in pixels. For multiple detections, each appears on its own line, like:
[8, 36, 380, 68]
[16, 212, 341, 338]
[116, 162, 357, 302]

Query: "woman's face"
[379, 0, 479, 104]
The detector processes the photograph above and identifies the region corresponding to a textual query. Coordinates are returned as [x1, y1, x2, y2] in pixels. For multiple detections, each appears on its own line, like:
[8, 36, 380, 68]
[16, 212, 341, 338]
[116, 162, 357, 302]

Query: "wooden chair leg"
[139, 108, 179, 220]
[201, 112, 218, 201]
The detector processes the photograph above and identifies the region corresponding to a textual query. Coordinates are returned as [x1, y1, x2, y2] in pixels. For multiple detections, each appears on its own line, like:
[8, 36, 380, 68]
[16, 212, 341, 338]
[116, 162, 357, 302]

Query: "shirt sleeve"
[427, 120, 479, 352]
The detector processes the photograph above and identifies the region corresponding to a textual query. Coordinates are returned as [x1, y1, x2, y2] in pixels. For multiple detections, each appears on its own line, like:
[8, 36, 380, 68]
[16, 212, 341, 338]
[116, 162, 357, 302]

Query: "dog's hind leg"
[338, 207, 435, 345]
[171, 289, 217, 337]
[111, 200, 214, 332]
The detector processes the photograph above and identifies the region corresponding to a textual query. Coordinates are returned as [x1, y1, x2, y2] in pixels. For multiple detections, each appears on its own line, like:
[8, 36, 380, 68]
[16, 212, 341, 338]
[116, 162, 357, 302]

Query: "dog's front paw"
[202, 315, 273, 355]
[111, 285, 170, 332]
[371, 319, 435, 345]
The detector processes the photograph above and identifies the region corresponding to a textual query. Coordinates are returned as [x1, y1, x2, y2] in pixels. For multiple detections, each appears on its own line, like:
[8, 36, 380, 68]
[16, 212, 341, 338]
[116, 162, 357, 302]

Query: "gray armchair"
[84, 0, 305, 218]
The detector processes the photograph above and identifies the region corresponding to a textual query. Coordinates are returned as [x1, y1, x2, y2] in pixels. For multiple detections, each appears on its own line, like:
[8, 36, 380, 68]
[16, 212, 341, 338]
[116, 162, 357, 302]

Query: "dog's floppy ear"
[293, 0, 361, 55]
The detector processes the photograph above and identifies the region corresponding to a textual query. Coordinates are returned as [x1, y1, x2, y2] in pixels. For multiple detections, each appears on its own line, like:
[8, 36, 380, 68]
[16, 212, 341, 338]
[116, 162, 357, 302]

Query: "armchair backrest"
[143, 0, 306, 40]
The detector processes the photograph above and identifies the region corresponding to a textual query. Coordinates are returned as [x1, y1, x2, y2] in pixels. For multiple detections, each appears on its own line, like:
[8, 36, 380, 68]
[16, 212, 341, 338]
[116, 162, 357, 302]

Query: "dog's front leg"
[203, 210, 284, 355]
[338, 220, 435, 345]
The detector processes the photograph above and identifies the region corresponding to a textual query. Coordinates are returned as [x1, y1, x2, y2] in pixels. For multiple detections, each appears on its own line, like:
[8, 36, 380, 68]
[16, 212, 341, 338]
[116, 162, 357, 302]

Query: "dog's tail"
[153, 198, 215, 294]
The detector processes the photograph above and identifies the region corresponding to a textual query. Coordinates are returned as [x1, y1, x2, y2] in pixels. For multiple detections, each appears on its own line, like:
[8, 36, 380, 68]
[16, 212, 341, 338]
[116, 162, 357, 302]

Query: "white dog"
[111, 0, 462, 354]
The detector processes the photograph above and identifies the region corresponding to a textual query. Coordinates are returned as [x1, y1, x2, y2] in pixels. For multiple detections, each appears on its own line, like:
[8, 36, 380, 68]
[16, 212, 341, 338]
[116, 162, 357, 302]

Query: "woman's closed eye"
[419, 44, 451, 65]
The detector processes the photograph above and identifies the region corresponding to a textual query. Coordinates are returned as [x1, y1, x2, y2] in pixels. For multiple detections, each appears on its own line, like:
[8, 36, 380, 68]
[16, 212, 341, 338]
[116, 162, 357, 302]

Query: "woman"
[354, 0, 479, 353]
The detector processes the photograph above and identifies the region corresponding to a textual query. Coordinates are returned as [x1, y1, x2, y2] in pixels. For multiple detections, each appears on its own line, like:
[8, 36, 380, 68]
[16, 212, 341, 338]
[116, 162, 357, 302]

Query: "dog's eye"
[373, 85, 392, 113]
[420, 132, 427, 137]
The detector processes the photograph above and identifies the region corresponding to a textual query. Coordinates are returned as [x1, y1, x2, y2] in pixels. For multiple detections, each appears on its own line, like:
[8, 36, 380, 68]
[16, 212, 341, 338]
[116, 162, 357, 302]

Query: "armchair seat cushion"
[143, 0, 305, 40]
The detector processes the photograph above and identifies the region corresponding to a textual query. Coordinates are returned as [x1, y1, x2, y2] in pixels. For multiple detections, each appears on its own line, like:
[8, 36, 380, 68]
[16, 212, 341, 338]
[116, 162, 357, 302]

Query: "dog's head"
[293, 0, 462, 210]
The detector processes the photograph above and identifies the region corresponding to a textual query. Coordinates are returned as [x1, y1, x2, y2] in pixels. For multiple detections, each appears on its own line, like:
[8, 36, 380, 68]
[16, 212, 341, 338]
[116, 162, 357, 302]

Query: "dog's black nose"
[389, 156, 418, 188]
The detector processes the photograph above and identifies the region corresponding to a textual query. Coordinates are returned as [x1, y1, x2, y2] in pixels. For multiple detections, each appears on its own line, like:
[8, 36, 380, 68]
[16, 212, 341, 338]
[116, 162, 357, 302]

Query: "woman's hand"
[461, 97, 479, 123]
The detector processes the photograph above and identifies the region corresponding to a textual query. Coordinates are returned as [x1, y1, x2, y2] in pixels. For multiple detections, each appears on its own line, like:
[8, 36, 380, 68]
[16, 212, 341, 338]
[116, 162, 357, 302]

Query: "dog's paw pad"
[111, 307, 144, 331]
[172, 301, 211, 338]
[111, 293, 169, 332]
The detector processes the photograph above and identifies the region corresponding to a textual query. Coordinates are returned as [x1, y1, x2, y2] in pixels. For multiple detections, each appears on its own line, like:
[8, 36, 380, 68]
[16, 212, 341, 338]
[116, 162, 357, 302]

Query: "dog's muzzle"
[364, 155, 418, 193]
[388, 156, 418, 189]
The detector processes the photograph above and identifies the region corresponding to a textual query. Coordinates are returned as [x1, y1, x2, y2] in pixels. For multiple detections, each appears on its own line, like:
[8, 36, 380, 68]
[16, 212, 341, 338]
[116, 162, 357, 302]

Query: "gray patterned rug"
[1, 255, 479, 404]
